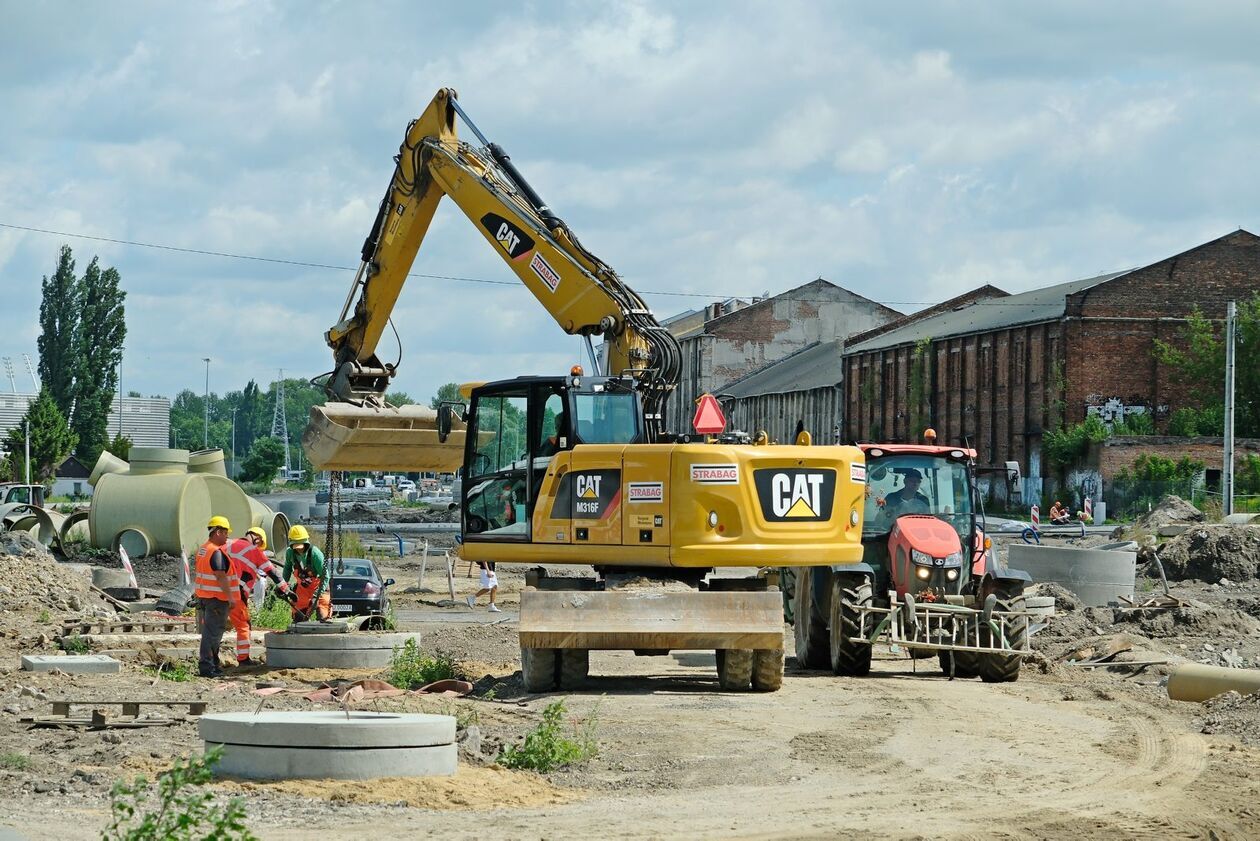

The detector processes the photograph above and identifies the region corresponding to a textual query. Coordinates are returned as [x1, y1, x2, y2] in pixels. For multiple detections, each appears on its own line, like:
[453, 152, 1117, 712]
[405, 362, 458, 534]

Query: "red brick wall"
[1098, 436, 1260, 480]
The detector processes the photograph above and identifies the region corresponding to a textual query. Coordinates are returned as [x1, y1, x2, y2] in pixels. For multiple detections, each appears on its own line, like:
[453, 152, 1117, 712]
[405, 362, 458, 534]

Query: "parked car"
[396, 479, 417, 493]
[329, 558, 394, 621]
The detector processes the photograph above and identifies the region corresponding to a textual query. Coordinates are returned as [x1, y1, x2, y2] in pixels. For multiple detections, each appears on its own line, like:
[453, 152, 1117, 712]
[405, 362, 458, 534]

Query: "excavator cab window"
[572, 392, 640, 444]
[463, 391, 531, 539]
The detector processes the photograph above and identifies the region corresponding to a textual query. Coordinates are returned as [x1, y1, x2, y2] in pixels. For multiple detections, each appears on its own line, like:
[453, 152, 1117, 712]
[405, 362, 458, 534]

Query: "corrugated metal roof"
[721, 341, 844, 399]
[843, 270, 1130, 354]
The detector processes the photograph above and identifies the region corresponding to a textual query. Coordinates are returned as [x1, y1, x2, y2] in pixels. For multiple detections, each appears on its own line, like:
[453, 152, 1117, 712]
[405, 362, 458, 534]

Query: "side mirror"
[870, 466, 888, 481]
[437, 404, 453, 443]
[384, 578, 395, 587]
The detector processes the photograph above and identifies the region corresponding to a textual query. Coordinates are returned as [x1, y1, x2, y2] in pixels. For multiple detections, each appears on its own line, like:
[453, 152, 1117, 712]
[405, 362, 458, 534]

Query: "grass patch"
[103, 745, 255, 840]
[0, 752, 31, 771]
[252, 593, 292, 631]
[499, 699, 599, 772]
[61, 634, 89, 654]
[37, 609, 50, 624]
[386, 638, 457, 689]
[144, 661, 194, 682]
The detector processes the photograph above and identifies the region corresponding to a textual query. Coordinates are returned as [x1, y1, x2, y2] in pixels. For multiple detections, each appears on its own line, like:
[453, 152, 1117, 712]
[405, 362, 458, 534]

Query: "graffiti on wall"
[1084, 396, 1169, 426]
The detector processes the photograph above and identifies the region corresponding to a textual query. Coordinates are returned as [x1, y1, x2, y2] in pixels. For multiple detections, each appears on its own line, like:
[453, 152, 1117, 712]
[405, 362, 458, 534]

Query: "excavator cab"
[458, 373, 642, 542]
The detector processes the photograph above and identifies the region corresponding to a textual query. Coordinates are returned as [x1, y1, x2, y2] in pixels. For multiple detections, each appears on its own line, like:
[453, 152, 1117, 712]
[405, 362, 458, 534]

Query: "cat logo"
[576, 474, 602, 499]
[753, 468, 836, 523]
[479, 213, 535, 260]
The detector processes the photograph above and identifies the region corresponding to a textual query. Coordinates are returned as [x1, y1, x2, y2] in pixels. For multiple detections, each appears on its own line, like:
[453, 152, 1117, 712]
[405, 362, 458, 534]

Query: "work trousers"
[197, 597, 230, 675]
[229, 597, 251, 662]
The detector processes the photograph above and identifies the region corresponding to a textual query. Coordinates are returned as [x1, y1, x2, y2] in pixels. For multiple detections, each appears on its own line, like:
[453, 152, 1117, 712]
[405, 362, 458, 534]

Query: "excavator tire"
[718, 648, 754, 691]
[978, 596, 1027, 683]
[793, 567, 830, 670]
[558, 648, 590, 689]
[751, 648, 784, 691]
[938, 649, 979, 679]
[829, 575, 873, 677]
[522, 647, 558, 693]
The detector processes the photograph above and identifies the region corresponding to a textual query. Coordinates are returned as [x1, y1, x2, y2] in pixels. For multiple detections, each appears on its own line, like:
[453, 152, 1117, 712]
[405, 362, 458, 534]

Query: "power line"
[0, 220, 1118, 309]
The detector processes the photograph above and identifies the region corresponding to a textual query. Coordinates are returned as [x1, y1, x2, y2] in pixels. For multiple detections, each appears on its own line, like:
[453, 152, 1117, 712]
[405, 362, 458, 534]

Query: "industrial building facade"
[840, 230, 1260, 497]
[0, 393, 171, 448]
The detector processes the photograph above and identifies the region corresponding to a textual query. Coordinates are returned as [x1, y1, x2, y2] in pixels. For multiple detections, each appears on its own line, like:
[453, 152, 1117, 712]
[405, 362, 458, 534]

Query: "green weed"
[61, 635, 89, 654]
[387, 638, 457, 689]
[0, 752, 31, 771]
[37, 609, 50, 624]
[251, 593, 292, 631]
[101, 745, 255, 841]
[498, 699, 599, 772]
[144, 661, 194, 682]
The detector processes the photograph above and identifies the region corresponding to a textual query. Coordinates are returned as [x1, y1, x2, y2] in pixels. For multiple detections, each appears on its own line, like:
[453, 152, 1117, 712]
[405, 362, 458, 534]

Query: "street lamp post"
[202, 357, 211, 449]
[116, 347, 125, 439]
[231, 406, 238, 479]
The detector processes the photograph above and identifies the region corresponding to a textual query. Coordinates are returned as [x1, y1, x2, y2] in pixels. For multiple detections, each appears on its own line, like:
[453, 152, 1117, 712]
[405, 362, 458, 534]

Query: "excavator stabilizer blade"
[302, 404, 467, 472]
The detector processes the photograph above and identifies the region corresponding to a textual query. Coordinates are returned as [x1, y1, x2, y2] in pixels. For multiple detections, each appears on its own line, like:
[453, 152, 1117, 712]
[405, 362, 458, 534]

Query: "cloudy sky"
[1, 1, 1258, 404]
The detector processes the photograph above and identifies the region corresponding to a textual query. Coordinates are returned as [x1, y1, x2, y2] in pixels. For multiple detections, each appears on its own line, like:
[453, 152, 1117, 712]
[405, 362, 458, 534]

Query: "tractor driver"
[881, 468, 932, 521]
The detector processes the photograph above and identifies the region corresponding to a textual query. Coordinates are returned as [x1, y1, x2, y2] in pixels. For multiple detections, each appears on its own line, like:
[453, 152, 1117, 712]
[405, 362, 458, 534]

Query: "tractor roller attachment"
[302, 403, 469, 472]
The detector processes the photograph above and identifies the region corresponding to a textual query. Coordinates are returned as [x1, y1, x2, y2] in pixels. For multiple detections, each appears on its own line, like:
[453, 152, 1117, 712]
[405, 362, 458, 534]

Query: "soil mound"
[1199, 690, 1260, 745]
[0, 531, 93, 612]
[1159, 526, 1260, 582]
[1135, 495, 1205, 531]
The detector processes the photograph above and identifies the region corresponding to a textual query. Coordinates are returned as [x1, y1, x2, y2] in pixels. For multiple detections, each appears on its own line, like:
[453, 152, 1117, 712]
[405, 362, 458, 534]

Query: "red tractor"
[786, 435, 1033, 682]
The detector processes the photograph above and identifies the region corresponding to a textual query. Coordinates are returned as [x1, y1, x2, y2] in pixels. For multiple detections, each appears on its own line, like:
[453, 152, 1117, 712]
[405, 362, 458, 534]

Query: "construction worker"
[194, 515, 240, 678]
[283, 525, 331, 622]
[225, 526, 297, 665]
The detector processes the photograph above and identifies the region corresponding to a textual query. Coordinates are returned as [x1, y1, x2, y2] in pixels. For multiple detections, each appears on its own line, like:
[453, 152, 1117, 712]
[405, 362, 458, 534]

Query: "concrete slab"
[20, 654, 121, 673]
[288, 620, 349, 634]
[201, 711, 457, 780]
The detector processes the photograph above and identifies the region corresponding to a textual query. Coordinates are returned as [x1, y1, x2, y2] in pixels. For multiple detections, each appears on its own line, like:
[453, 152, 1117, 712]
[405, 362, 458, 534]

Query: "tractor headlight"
[708, 510, 718, 528]
[850, 509, 859, 527]
[911, 549, 933, 566]
[946, 569, 959, 581]
[915, 566, 931, 580]
[943, 551, 964, 567]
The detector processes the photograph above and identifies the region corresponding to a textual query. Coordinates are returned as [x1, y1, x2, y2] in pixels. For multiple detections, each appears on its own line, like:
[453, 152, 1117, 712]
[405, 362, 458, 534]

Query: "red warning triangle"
[692, 393, 727, 435]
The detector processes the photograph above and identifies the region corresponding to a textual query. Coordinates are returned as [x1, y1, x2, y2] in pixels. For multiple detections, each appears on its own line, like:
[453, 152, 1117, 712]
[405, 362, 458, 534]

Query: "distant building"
[52, 455, 92, 498]
[661, 278, 902, 437]
[0, 393, 171, 449]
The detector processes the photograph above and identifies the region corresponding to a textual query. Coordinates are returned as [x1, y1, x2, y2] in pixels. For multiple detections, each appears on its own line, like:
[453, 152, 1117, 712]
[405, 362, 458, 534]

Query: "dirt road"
[7, 642, 1258, 840]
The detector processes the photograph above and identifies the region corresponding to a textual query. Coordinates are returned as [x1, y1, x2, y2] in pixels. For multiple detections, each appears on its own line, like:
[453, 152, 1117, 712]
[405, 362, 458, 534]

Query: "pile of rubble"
[0, 531, 95, 614]
[339, 503, 459, 525]
[1135, 495, 1205, 531]
[1199, 690, 1260, 745]
[1157, 526, 1260, 582]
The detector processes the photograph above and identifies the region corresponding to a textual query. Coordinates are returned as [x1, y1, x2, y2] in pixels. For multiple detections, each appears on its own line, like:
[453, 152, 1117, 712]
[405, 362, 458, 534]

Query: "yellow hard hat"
[246, 526, 268, 549]
[288, 524, 310, 544]
[207, 515, 231, 531]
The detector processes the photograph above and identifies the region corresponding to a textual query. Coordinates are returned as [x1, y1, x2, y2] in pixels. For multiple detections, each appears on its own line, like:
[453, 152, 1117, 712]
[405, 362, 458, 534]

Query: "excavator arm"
[305, 88, 679, 471]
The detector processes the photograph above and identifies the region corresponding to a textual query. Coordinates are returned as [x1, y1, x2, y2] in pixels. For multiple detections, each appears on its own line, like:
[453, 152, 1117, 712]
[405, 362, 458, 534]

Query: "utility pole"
[1223, 300, 1237, 516]
[202, 357, 211, 449]
[24, 419, 30, 485]
[1, 358, 14, 393]
[22, 354, 38, 391]
[271, 369, 291, 478]
[117, 347, 125, 439]
[231, 406, 238, 479]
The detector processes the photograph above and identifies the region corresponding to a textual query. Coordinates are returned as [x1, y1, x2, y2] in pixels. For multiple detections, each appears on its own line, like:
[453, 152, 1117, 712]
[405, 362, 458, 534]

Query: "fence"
[1105, 479, 1260, 520]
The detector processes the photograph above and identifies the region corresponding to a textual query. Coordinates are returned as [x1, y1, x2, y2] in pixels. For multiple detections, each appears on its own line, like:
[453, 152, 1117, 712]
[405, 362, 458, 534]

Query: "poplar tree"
[36, 246, 79, 418]
[72, 258, 128, 464]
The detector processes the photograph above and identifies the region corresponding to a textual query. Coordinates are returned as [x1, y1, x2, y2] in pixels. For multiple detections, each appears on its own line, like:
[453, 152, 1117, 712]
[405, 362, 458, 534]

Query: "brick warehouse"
[841, 230, 1260, 497]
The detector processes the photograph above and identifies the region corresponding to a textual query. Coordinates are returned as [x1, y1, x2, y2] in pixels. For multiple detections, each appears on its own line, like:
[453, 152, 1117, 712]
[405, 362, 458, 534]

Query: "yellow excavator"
[303, 88, 867, 691]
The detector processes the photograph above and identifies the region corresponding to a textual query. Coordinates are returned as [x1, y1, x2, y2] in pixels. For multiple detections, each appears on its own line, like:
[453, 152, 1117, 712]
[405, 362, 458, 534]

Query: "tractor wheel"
[751, 648, 784, 692]
[829, 576, 873, 677]
[557, 648, 589, 689]
[521, 647, 558, 693]
[978, 596, 1027, 683]
[938, 649, 979, 679]
[793, 567, 830, 670]
[718, 648, 754, 691]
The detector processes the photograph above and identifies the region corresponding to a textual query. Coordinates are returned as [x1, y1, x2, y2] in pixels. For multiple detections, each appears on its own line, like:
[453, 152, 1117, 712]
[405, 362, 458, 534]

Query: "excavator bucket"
[302, 404, 469, 472]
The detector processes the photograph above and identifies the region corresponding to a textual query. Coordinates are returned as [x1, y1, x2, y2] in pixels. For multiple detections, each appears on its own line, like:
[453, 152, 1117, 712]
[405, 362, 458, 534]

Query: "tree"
[36, 245, 79, 419]
[430, 382, 462, 409]
[108, 434, 133, 462]
[3, 390, 77, 482]
[240, 437, 286, 484]
[386, 391, 415, 406]
[1154, 295, 1260, 437]
[72, 258, 127, 464]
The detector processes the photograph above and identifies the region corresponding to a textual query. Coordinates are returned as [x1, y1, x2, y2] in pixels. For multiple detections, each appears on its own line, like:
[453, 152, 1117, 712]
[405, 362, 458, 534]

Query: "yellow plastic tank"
[89, 451, 129, 487]
[189, 449, 228, 477]
[89, 471, 213, 556]
[129, 447, 190, 476]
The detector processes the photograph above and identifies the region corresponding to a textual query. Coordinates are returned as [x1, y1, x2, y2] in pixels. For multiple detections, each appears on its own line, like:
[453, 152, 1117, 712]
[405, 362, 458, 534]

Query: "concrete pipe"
[89, 451, 130, 487]
[1223, 513, 1260, 525]
[129, 447, 190, 476]
[277, 500, 306, 523]
[200, 711, 456, 780]
[1008, 543, 1137, 606]
[269, 512, 290, 557]
[0, 503, 38, 530]
[263, 631, 421, 669]
[89, 471, 212, 557]
[188, 448, 228, 477]
[57, 510, 90, 550]
[9, 508, 61, 546]
[1167, 662, 1260, 703]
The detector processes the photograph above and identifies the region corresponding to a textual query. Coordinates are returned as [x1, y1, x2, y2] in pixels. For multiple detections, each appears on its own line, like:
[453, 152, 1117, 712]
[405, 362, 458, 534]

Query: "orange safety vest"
[194, 540, 239, 601]
[225, 537, 273, 586]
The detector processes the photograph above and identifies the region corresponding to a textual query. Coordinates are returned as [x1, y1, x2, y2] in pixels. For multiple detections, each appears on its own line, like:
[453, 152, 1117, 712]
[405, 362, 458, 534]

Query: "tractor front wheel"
[522, 647, 558, 693]
[793, 567, 830, 670]
[977, 596, 1027, 683]
[718, 648, 754, 690]
[829, 575, 873, 676]
[938, 649, 979, 678]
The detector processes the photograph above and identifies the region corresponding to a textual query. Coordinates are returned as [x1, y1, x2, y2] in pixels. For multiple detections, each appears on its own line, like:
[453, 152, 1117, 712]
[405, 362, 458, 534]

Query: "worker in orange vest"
[225, 526, 297, 665]
[194, 515, 240, 678]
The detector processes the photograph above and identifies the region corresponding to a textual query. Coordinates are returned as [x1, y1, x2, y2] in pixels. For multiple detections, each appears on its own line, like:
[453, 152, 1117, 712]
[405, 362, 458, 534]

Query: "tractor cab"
[458, 372, 643, 543]
[860, 444, 985, 602]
